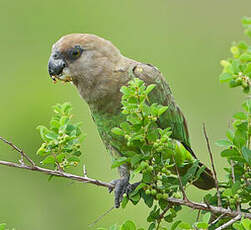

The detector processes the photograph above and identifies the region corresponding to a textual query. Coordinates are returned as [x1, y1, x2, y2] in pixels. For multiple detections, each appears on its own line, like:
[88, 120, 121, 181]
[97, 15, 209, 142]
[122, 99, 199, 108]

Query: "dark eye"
[70, 46, 83, 59]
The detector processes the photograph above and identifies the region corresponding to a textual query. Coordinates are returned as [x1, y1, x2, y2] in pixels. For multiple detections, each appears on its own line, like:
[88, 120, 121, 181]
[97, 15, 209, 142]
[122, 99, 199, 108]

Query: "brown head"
[48, 34, 122, 84]
[48, 34, 134, 112]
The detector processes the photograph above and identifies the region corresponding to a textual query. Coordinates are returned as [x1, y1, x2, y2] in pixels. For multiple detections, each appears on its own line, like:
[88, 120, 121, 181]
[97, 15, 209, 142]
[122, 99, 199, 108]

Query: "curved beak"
[48, 56, 66, 79]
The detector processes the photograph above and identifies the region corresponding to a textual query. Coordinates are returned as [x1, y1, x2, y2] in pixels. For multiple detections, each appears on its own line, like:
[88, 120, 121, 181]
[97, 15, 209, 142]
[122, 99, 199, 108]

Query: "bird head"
[48, 33, 122, 84]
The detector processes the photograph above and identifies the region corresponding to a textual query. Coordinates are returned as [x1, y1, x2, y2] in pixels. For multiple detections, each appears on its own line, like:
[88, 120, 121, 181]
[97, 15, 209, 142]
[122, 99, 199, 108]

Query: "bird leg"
[109, 165, 140, 208]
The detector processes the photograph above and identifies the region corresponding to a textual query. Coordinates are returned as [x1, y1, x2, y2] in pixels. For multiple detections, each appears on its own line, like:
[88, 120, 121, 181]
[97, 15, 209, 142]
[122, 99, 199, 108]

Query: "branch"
[209, 213, 225, 226]
[0, 136, 35, 167]
[215, 214, 241, 230]
[0, 160, 113, 189]
[0, 136, 250, 220]
[203, 124, 222, 207]
[0, 160, 250, 219]
[172, 155, 188, 201]
[231, 160, 241, 212]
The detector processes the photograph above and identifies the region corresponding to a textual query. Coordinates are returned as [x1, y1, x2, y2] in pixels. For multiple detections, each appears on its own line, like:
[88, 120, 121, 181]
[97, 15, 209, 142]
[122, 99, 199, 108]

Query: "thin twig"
[172, 155, 188, 201]
[0, 136, 35, 167]
[202, 124, 222, 207]
[231, 160, 241, 212]
[210, 213, 225, 226]
[196, 210, 201, 222]
[83, 164, 87, 177]
[215, 214, 241, 230]
[156, 204, 171, 229]
[88, 206, 114, 227]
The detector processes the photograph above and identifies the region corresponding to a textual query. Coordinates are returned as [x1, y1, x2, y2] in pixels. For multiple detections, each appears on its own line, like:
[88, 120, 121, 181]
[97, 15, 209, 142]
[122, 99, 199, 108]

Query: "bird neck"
[73, 56, 137, 115]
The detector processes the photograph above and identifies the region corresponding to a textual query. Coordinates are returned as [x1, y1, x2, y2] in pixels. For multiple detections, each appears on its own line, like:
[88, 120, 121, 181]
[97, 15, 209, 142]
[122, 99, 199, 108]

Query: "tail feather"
[181, 142, 216, 190]
[192, 162, 216, 190]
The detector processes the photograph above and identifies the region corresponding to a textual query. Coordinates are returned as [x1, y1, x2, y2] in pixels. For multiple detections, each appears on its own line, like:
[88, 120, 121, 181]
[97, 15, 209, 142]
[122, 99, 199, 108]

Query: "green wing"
[132, 63, 191, 148]
[132, 63, 215, 190]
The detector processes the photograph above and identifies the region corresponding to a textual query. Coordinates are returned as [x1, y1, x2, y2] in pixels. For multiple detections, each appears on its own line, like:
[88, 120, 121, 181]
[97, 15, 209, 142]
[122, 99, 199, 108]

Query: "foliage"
[36, 103, 84, 170]
[0, 223, 15, 230]
[107, 77, 214, 230]
[102, 17, 251, 230]
[1, 18, 251, 230]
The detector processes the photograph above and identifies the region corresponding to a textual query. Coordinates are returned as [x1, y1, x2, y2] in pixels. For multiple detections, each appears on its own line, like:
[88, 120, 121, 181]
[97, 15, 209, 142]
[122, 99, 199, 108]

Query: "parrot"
[48, 33, 216, 208]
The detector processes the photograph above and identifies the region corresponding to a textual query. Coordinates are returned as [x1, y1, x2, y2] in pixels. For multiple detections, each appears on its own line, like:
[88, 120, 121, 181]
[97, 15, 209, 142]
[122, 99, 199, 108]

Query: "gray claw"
[109, 179, 141, 208]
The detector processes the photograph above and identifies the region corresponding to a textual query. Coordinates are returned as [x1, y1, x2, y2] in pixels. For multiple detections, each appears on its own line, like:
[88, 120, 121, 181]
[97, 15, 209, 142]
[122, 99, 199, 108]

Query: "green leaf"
[241, 218, 251, 230]
[233, 112, 248, 120]
[202, 212, 211, 223]
[242, 17, 251, 25]
[68, 156, 80, 162]
[45, 132, 58, 141]
[244, 63, 251, 74]
[145, 84, 156, 95]
[142, 171, 153, 183]
[62, 102, 72, 114]
[148, 223, 155, 230]
[222, 188, 232, 197]
[56, 153, 66, 163]
[60, 116, 69, 126]
[111, 127, 124, 136]
[50, 119, 60, 130]
[219, 72, 233, 82]
[37, 125, 51, 142]
[238, 41, 248, 50]
[121, 196, 129, 209]
[221, 148, 240, 158]
[158, 106, 168, 116]
[110, 225, 119, 230]
[120, 86, 130, 95]
[111, 157, 129, 169]
[233, 222, 245, 230]
[130, 192, 141, 204]
[240, 53, 251, 62]
[232, 181, 241, 193]
[133, 183, 146, 193]
[142, 192, 154, 208]
[194, 165, 206, 181]
[181, 161, 199, 185]
[120, 122, 131, 132]
[171, 221, 182, 230]
[36, 144, 50, 157]
[232, 60, 241, 73]
[215, 139, 232, 147]
[226, 129, 234, 141]
[65, 124, 76, 135]
[130, 155, 142, 167]
[178, 222, 192, 229]
[0, 224, 6, 230]
[233, 126, 247, 149]
[195, 222, 208, 229]
[42, 155, 55, 165]
[242, 146, 251, 166]
[73, 150, 82, 157]
[242, 98, 251, 113]
[121, 220, 136, 230]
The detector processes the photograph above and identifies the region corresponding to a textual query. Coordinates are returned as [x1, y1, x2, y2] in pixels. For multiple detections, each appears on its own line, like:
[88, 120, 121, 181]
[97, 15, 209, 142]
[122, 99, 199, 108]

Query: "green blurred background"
[0, 0, 250, 229]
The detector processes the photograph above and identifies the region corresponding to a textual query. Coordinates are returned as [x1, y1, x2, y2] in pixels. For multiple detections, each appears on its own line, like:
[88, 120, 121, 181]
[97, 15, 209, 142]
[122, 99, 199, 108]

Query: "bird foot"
[109, 178, 140, 208]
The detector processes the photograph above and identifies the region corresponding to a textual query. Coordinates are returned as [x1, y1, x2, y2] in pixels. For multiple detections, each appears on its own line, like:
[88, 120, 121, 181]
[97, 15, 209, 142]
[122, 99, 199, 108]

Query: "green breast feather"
[91, 64, 190, 160]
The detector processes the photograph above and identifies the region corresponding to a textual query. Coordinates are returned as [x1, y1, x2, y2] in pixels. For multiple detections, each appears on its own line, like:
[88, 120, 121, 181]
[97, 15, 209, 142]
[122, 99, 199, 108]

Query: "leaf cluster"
[36, 103, 84, 170]
[219, 18, 251, 93]
[110, 78, 210, 229]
